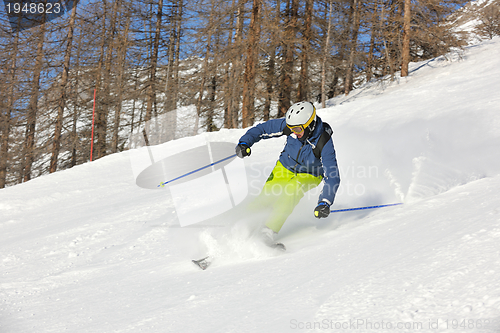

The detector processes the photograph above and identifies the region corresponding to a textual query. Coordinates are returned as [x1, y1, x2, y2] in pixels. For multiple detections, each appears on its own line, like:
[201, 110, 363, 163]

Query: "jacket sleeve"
[238, 118, 287, 147]
[318, 138, 340, 205]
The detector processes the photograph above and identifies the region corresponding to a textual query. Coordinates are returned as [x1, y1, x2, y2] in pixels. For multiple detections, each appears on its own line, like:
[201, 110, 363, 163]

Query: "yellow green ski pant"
[251, 161, 323, 233]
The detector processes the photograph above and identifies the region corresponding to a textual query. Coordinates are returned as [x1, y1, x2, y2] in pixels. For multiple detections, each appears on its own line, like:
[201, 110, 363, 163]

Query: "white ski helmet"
[285, 101, 317, 137]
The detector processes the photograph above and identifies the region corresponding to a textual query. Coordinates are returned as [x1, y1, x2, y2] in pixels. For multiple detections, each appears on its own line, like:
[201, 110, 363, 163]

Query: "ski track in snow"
[1, 38, 500, 332]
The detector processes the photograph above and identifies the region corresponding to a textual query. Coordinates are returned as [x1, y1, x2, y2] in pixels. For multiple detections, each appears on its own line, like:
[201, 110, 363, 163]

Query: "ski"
[192, 241, 285, 270]
[270, 242, 286, 251]
[192, 256, 211, 270]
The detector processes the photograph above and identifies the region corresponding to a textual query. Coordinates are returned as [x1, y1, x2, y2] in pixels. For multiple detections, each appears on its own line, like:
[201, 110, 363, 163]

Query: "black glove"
[235, 143, 251, 158]
[314, 202, 330, 219]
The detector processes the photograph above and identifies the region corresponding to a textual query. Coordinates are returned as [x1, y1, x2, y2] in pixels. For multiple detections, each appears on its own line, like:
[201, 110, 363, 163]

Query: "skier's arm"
[318, 139, 340, 206]
[238, 119, 287, 147]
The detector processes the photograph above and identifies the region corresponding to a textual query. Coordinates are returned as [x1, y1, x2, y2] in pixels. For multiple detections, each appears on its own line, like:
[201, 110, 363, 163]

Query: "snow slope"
[1, 38, 500, 333]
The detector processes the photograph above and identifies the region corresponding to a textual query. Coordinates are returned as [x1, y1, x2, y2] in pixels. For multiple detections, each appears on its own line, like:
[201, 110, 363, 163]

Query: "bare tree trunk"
[50, 2, 78, 173]
[231, 0, 245, 127]
[205, 29, 221, 132]
[263, 0, 280, 121]
[194, 39, 212, 135]
[162, 0, 181, 141]
[241, 0, 261, 128]
[223, 0, 237, 128]
[263, 30, 276, 121]
[97, 0, 121, 156]
[263, 55, 275, 121]
[112, 11, 130, 152]
[173, 0, 183, 104]
[344, 0, 361, 95]
[71, 23, 84, 168]
[165, 4, 176, 113]
[0, 30, 19, 188]
[206, 75, 217, 132]
[130, 69, 140, 136]
[23, 22, 46, 182]
[194, 0, 216, 135]
[278, 0, 298, 118]
[321, 0, 333, 108]
[382, 0, 397, 77]
[366, 0, 380, 82]
[224, 0, 245, 128]
[145, 0, 164, 128]
[401, 0, 411, 77]
[298, 0, 312, 101]
[93, 0, 107, 160]
[328, 1, 352, 98]
[169, 0, 183, 137]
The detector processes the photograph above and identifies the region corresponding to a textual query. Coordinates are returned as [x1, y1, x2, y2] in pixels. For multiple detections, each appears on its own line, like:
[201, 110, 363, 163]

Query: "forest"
[0, 0, 499, 188]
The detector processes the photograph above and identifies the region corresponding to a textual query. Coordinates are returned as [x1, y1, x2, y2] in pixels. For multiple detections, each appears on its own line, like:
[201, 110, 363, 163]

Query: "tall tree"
[298, 0, 313, 101]
[23, 19, 47, 182]
[172, 0, 184, 111]
[50, 1, 78, 173]
[0, 29, 20, 188]
[344, 0, 362, 95]
[223, 0, 242, 128]
[70, 24, 84, 168]
[262, 0, 281, 121]
[97, 0, 121, 156]
[229, 0, 245, 127]
[241, 0, 262, 128]
[93, 0, 108, 160]
[145, 0, 164, 128]
[112, 7, 131, 152]
[278, 0, 299, 117]
[194, 0, 216, 134]
[401, 0, 412, 77]
[263, 0, 281, 121]
[366, 0, 381, 82]
[162, 0, 184, 141]
[328, 1, 352, 98]
[321, 0, 334, 108]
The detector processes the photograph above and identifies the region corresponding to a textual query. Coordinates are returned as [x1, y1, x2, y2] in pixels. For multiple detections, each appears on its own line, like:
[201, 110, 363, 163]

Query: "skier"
[235, 101, 341, 248]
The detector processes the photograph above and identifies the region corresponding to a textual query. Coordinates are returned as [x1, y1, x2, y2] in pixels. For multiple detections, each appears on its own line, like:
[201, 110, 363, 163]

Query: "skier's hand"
[235, 143, 251, 158]
[314, 202, 330, 219]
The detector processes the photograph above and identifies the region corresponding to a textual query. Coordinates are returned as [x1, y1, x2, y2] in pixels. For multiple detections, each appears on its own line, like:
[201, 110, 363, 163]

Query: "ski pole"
[331, 202, 402, 213]
[158, 154, 237, 187]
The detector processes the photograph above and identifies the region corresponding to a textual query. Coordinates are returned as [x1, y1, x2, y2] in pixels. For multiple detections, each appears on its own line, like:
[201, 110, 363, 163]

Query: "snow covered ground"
[1, 37, 500, 333]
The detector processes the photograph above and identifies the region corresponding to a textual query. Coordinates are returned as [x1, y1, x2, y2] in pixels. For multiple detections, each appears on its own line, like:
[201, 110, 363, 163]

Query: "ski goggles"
[287, 125, 305, 135]
[286, 108, 316, 135]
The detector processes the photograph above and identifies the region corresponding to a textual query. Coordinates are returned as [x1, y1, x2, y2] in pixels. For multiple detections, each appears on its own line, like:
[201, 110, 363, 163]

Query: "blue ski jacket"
[238, 116, 340, 205]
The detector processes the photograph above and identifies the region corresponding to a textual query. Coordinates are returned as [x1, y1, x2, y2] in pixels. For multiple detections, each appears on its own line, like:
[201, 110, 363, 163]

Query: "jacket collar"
[299, 116, 323, 143]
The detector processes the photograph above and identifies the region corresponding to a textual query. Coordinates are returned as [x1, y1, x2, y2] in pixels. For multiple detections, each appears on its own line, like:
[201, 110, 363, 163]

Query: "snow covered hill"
[1, 38, 500, 333]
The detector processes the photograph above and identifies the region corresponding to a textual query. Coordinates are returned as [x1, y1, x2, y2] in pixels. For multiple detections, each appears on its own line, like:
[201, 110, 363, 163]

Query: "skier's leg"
[264, 173, 323, 233]
[247, 161, 295, 211]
